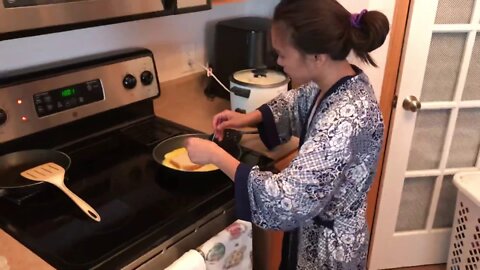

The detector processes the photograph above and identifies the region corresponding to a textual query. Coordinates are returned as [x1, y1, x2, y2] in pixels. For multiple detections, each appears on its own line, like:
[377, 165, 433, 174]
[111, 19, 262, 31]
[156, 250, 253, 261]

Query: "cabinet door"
[175, 0, 210, 14]
[212, 0, 244, 4]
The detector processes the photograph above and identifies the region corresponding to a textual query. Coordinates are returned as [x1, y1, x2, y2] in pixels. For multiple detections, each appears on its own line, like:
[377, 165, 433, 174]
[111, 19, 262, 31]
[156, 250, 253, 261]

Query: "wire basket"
[447, 171, 480, 270]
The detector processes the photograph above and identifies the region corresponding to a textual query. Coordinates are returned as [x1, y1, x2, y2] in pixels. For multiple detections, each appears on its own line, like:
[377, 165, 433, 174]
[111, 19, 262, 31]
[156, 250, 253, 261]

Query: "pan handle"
[238, 130, 259, 135]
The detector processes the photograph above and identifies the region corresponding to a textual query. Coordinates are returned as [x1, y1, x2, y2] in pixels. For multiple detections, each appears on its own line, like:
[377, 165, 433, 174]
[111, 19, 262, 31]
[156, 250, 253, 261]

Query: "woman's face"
[271, 22, 315, 85]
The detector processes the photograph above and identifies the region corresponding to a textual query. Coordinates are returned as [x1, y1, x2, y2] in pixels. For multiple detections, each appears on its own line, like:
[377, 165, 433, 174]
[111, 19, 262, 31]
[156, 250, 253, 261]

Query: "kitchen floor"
[394, 264, 446, 270]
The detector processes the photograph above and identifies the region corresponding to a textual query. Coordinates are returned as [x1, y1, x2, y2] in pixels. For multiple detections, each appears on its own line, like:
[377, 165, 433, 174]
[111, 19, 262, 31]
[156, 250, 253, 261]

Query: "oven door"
[123, 201, 236, 270]
[0, 0, 171, 39]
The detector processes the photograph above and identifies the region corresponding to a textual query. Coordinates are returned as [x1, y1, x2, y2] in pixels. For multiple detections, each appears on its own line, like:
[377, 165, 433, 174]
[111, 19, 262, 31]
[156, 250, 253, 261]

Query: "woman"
[185, 0, 389, 269]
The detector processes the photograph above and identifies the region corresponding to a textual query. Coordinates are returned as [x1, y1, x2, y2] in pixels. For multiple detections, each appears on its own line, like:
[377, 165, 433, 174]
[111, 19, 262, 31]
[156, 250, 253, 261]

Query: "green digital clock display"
[34, 79, 104, 118]
[61, 88, 76, 97]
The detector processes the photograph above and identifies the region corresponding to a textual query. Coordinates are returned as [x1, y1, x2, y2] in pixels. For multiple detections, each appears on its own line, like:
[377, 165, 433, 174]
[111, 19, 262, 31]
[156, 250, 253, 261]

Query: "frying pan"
[0, 149, 71, 191]
[152, 133, 242, 180]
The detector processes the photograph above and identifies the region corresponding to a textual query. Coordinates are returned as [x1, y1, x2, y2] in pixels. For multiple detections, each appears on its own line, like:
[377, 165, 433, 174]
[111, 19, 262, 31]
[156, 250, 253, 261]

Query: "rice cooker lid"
[231, 69, 289, 88]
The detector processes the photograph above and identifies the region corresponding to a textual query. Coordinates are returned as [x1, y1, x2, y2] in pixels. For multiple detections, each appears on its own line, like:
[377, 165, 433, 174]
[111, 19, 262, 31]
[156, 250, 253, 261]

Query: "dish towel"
[165, 249, 206, 270]
[198, 220, 252, 270]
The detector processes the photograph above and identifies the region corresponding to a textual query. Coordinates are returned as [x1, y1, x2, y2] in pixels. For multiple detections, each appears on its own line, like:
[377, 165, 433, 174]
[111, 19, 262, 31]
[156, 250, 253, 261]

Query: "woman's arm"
[256, 82, 319, 149]
[184, 138, 240, 180]
[211, 148, 240, 180]
[212, 110, 263, 141]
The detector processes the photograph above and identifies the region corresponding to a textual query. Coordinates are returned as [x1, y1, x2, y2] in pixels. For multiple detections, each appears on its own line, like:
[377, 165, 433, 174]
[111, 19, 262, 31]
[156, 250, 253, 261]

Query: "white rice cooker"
[229, 69, 290, 113]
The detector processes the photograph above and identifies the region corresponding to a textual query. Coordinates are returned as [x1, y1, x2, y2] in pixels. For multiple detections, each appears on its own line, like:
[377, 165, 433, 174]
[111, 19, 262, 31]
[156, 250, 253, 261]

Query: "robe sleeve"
[256, 82, 319, 149]
[236, 96, 357, 230]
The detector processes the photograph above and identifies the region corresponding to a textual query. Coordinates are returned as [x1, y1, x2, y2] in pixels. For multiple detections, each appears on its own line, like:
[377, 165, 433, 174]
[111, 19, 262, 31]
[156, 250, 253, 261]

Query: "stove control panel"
[122, 74, 137, 90]
[33, 79, 104, 117]
[141, 71, 154, 85]
[0, 51, 159, 143]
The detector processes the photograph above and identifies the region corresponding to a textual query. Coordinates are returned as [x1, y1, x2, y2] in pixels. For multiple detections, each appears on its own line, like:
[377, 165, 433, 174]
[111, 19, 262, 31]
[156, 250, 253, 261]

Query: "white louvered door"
[369, 0, 480, 269]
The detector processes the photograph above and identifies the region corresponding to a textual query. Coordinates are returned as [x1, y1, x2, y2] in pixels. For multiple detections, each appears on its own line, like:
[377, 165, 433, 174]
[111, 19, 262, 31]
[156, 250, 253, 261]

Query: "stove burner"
[0, 180, 66, 206]
[121, 120, 184, 146]
[154, 167, 228, 195]
[89, 200, 135, 235]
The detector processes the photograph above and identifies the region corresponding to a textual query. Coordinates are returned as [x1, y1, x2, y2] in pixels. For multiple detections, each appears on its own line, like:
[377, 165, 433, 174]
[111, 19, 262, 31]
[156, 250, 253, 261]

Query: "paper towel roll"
[165, 249, 206, 270]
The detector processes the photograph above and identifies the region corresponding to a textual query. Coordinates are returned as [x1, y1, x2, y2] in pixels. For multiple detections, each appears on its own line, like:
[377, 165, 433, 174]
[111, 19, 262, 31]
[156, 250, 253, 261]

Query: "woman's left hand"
[184, 137, 222, 165]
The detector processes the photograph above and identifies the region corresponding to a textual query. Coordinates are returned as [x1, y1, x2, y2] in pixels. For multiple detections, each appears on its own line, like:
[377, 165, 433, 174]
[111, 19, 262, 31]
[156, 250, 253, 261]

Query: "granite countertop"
[0, 232, 54, 270]
[0, 72, 298, 270]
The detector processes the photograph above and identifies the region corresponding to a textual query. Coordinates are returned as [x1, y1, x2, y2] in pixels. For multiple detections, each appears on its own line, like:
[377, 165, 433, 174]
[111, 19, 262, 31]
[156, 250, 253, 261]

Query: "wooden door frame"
[366, 0, 411, 250]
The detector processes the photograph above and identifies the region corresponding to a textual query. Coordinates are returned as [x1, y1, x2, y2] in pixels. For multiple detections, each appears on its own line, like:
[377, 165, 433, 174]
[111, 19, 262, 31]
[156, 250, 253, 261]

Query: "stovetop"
[0, 48, 274, 270]
[0, 116, 273, 269]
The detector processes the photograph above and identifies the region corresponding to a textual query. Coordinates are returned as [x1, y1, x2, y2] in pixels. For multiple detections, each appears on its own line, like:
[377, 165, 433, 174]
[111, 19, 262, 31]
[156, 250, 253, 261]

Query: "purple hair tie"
[350, 9, 368, 28]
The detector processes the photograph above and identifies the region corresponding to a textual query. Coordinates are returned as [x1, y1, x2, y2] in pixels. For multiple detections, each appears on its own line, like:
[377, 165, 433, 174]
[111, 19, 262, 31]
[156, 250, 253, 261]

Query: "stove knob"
[123, 74, 137, 90]
[0, 108, 6, 125]
[140, 71, 154, 86]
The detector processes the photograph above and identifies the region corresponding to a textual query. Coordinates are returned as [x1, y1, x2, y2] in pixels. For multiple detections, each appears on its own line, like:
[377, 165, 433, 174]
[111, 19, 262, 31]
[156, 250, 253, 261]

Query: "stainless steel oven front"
[0, 48, 275, 270]
[0, 0, 170, 39]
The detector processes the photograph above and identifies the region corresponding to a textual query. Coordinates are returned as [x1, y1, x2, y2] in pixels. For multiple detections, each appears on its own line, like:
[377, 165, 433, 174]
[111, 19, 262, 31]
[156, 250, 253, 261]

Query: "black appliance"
[205, 17, 278, 99]
[0, 49, 273, 269]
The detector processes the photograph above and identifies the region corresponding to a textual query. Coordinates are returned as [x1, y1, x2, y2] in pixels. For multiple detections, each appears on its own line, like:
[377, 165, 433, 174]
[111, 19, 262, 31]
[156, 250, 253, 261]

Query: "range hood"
[0, 0, 174, 40]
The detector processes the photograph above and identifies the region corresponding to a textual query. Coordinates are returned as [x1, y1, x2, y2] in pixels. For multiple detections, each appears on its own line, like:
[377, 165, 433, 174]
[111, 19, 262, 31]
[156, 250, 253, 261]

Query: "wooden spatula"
[21, 162, 101, 222]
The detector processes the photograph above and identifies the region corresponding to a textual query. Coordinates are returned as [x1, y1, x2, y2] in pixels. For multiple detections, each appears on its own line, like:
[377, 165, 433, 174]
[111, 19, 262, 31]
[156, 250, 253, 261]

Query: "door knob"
[402, 95, 422, 112]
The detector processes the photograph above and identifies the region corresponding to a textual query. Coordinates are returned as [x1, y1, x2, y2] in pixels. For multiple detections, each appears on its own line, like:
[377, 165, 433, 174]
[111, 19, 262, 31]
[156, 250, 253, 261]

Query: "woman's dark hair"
[273, 0, 390, 67]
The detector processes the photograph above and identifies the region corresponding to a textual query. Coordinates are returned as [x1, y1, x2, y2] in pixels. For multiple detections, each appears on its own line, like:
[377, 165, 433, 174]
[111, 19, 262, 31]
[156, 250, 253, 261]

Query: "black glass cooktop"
[0, 117, 272, 269]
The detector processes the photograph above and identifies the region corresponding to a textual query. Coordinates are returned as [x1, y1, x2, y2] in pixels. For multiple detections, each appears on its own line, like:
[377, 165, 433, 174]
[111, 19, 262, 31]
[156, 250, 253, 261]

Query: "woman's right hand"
[212, 109, 262, 141]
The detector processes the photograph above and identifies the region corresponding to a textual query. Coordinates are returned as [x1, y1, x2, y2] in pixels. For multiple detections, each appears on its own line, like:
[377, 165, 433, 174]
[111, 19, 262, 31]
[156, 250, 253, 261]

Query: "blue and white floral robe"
[234, 66, 384, 270]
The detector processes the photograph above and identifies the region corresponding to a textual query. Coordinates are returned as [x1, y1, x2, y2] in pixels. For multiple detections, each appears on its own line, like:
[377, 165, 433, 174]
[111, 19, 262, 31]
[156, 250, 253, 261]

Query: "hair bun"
[350, 10, 390, 66]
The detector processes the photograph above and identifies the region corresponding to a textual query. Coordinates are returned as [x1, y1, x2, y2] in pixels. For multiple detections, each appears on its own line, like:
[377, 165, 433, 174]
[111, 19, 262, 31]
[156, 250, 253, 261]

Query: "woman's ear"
[305, 53, 319, 66]
[313, 54, 327, 65]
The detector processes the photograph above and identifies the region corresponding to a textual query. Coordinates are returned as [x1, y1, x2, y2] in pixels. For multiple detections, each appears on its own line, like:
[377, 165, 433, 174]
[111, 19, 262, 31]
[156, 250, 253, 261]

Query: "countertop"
[0, 72, 298, 270]
[0, 232, 53, 270]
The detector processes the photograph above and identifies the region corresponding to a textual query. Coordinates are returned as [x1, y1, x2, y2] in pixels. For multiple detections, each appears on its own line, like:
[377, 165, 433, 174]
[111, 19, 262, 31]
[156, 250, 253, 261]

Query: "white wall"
[0, 0, 394, 99]
[0, 0, 279, 82]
